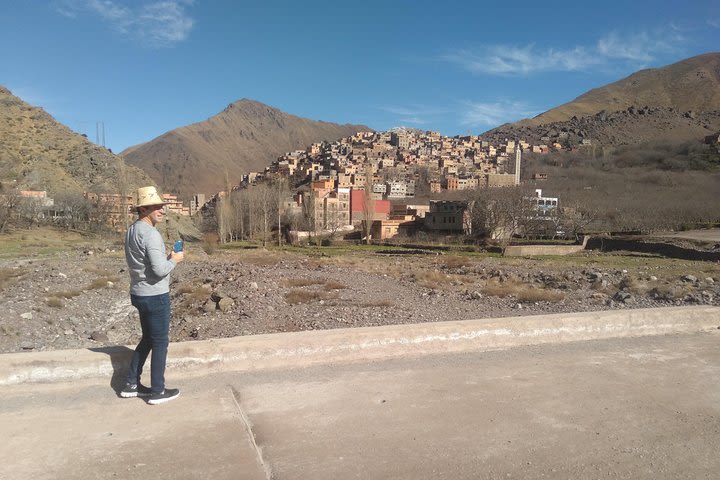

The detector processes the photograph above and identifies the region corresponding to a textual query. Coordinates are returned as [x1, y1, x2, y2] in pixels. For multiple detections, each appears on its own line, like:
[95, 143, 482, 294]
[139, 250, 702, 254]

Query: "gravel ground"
[1, 244, 718, 354]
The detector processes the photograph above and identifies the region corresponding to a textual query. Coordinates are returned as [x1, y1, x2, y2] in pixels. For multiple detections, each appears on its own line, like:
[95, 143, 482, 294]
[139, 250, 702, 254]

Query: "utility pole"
[96, 121, 105, 147]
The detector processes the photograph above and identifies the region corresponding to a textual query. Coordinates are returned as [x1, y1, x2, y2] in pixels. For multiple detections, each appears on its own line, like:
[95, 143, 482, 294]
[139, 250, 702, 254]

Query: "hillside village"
[5, 129, 567, 241]
[218, 128, 562, 241]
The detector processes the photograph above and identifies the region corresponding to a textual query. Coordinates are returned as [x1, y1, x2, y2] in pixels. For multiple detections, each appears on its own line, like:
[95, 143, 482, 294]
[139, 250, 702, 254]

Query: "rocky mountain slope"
[0, 86, 153, 196]
[121, 99, 371, 199]
[484, 52, 720, 146]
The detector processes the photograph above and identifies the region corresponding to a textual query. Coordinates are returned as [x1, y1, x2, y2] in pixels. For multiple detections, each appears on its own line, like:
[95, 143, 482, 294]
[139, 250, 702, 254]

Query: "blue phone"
[173, 240, 184, 252]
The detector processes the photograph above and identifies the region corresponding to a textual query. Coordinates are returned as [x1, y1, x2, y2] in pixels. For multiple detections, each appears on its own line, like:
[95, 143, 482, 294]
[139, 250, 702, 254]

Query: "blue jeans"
[127, 293, 171, 393]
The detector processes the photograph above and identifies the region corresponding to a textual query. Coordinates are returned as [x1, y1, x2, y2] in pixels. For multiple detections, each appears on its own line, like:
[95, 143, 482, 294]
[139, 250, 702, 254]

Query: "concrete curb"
[1, 306, 719, 385]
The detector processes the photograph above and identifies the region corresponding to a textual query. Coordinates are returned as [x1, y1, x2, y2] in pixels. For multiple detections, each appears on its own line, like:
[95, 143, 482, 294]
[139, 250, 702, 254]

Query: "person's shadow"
[88, 346, 134, 396]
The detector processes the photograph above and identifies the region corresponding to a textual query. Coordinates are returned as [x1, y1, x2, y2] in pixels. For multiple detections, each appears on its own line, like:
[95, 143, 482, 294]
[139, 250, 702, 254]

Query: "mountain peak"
[122, 101, 371, 198]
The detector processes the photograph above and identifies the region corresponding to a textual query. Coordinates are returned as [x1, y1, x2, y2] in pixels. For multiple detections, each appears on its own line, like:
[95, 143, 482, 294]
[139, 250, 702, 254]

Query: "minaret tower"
[514, 142, 521, 186]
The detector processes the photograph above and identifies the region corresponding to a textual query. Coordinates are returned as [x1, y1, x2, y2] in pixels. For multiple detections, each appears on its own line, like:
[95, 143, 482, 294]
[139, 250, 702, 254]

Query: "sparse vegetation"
[45, 296, 64, 308]
[202, 232, 218, 255]
[323, 280, 347, 290]
[0, 267, 24, 291]
[87, 277, 118, 289]
[53, 289, 82, 299]
[411, 270, 453, 289]
[284, 289, 322, 305]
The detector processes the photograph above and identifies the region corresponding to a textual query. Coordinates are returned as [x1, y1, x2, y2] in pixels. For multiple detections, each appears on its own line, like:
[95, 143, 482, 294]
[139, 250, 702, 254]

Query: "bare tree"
[362, 169, 375, 244]
[0, 191, 19, 233]
[301, 191, 318, 243]
[273, 178, 290, 246]
[247, 183, 277, 248]
[466, 186, 535, 252]
[54, 193, 93, 231]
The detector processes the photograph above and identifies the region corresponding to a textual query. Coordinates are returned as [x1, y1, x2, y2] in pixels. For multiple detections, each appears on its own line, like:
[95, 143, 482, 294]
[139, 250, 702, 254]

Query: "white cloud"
[56, 0, 194, 47]
[460, 100, 538, 127]
[596, 30, 682, 63]
[443, 28, 686, 76]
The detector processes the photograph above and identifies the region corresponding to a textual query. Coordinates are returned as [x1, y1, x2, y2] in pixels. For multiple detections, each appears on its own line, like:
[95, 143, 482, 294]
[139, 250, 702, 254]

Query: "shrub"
[202, 232, 218, 255]
[323, 280, 348, 290]
[285, 289, 321, 305]
[412, 270, 453, 289]
[45, 296, 64, 308]
[441, 256, 474, 269]
[0, 267, 24, 291]
[88, 277, 118, 289]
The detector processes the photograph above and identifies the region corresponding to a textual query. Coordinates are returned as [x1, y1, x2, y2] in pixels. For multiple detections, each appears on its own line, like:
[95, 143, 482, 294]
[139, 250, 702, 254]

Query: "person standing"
[121, 186, 184, 405]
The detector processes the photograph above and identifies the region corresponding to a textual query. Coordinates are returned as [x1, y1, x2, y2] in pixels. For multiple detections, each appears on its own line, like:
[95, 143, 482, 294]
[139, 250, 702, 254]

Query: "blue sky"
[1, 1, 718, 154]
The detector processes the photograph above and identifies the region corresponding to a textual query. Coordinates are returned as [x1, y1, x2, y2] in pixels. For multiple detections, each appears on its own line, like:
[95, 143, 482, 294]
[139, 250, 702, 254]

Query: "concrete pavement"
[2, 306, 719, 385]
[2, 306, 720, 479]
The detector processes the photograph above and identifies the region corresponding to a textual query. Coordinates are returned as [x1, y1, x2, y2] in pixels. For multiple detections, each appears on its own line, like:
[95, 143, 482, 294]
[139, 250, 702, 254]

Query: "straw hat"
[135, 186, 167, 208]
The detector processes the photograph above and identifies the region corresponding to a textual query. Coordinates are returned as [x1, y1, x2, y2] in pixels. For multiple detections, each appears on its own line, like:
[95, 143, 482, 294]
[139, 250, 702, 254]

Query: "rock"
[683, 293, 702, 303]
[90, 331, 109, 342]
[249, 282, 259, 290]
[705, 277, 715, 284]
[58, 272, 67, 279]
[20, 312, 33, 320]
[20, 341, 34, 350]
[613, 291, 632, 303]
[106, 281, 114, 288]
[218, 297, 234, 312]
[682, 275, 697, 283]
[211, 290, 230, 302]
[649, 276, 658, 281]
[202, 301, 217, 313]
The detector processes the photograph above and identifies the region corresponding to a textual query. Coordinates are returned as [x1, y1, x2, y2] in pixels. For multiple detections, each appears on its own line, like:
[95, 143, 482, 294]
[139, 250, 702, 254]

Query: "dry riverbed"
[1, 240, 719, 353]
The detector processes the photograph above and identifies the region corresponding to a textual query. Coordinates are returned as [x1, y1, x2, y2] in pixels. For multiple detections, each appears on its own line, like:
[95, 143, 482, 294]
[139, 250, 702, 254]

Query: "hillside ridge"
[121, 99, 371, 199]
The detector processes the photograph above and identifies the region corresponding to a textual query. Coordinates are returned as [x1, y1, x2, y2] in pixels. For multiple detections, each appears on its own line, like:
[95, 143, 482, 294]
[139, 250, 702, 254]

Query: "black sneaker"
[120, 383, 152, 398]
[147, 388, 180, 405]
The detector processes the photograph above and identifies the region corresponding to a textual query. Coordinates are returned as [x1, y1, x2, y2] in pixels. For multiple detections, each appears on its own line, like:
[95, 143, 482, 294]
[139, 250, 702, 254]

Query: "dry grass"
[0, 267, 24, 291]
[179, 285, 212, 302]
[482, 280, 565, 303]
[648, 283, 694, 300]
[411, 270, 454, 289]
[618, 276, 651, 295]
[88, 276, 118, 289]
[202, 232, 218, 255]
[285, 289, 322, 305]
[45, 296, 64, 308]
[235, 249, 286, 267]
[323, 280, 348, 290]
[440, 255, 475, 269]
